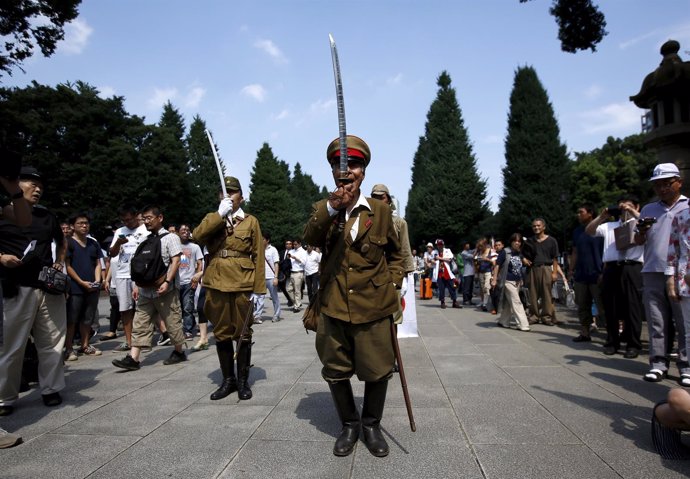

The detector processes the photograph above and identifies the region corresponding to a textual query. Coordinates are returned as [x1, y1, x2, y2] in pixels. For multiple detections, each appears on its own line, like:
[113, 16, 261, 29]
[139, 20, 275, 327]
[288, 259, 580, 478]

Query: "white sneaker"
[65, 350, 78, 361]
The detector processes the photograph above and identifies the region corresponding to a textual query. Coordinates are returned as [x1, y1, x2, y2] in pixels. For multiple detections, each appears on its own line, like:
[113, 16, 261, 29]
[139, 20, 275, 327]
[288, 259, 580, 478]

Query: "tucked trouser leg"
[361, 380, 389, 457]
[328, 380, 360, 456]
[210, 340, 237, 400]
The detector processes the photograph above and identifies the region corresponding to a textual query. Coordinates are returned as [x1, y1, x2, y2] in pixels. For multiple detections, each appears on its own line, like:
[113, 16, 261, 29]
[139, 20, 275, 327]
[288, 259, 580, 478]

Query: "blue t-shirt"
[67, 237, 103, 294]
[572, 226, 603, 284]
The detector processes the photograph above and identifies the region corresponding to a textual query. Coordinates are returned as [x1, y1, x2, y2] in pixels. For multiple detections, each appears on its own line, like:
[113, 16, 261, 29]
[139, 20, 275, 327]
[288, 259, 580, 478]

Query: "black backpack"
[130, 232, 169, 288]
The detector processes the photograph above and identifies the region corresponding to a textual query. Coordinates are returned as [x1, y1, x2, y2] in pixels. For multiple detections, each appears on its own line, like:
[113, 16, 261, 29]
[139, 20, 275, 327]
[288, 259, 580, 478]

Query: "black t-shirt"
[0, 205, 64, 288]
[529, 236, 559, 266]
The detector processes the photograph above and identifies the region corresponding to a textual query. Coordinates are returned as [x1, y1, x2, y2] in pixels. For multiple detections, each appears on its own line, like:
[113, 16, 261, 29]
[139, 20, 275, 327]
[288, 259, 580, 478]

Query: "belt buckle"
[219, 250, 228, 258]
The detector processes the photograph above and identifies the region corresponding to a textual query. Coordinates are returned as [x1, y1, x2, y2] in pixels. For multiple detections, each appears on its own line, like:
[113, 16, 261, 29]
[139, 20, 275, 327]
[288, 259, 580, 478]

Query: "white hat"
[649, 163, 680, 181]
[426, 242, 433, 248]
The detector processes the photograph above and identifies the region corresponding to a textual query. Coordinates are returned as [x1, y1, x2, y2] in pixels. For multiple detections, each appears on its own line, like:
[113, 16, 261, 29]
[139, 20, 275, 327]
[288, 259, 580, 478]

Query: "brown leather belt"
[213, 249, 250, 259]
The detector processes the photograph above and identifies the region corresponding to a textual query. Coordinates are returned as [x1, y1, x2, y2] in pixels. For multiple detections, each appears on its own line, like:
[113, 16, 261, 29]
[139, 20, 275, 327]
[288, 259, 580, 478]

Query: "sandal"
[680, 374, 690, 387]
[191, 340, 209, 351]
[644, 369, 667, 383]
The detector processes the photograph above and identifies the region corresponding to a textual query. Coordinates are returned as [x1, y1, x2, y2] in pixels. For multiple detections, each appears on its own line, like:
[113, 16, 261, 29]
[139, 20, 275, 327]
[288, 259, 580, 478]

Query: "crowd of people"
[2, 158, 690, 458]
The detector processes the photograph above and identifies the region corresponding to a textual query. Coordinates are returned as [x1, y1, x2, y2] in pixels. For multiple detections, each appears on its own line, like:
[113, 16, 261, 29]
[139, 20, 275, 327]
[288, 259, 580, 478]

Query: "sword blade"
[206, 129, 227, 197]
[329, 33, 348, 181]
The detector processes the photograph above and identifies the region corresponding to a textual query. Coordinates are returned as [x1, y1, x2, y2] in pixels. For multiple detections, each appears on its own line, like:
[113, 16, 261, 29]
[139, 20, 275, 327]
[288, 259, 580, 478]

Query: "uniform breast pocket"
[360, 235, 386, 264]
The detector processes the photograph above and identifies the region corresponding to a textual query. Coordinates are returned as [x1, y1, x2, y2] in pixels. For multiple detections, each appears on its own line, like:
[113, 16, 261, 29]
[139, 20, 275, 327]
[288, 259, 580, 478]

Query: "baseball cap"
[649, 163, 680, 181]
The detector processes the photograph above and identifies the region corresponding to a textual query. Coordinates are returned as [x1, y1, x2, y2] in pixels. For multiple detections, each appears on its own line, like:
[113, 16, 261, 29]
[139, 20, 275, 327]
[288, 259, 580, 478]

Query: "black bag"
[130, 232, 169, 288]
[38, 266, 69, 295]
[279, 255, 291, 283]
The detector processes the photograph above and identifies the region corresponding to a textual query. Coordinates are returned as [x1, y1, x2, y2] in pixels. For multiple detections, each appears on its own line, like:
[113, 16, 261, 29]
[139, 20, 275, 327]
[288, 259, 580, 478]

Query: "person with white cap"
[636, 163, 689, 383]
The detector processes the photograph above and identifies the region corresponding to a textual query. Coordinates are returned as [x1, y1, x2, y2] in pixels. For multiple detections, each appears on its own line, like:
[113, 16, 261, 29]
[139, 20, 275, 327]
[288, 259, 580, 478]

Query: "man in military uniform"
[193, 177, 265, 401]
[303, 135, 405, 457]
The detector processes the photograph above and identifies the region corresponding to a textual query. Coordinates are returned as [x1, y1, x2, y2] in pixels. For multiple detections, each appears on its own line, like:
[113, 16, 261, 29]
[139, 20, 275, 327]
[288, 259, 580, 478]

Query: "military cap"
[326, 135, 371, 167]
[370, 184, 390, 197]
[223, 176, 242, 193]
[19, 166, 43, 182]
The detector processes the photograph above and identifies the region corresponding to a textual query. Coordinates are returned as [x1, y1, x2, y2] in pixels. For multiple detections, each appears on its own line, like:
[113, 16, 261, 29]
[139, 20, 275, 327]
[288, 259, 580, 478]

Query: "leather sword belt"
[214, 249, 251, 259]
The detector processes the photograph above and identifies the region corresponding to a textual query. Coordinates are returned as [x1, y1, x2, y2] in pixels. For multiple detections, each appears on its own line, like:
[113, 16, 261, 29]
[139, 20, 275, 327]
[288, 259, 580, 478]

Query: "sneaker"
[191, 340, 209, 351]
[272, 316, 281, 323]
[184, 332, 194, 340]
[157, 333, 171, 346]
[79, 345, 102, 356]
[163, 350, 187, 365]
[0, 406, 14, 416]
[113, 342, 130, 352]
[65, 349, 78, 361]
[42, 392, 62, 407]
[253, 317, 263, 324]
[112, 354, 140, 371]
[0, 429, 22, 449]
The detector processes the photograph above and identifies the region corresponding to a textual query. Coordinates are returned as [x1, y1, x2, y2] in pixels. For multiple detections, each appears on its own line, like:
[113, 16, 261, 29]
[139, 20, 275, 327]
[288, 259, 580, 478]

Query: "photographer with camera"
[585, 196, 644, 359]
[635, 163, 689, 384]
[0, 167, 67, 416]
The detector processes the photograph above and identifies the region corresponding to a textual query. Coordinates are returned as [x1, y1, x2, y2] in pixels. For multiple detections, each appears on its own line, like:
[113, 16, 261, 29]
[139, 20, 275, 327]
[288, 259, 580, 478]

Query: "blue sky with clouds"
[7, 0, 690, 214]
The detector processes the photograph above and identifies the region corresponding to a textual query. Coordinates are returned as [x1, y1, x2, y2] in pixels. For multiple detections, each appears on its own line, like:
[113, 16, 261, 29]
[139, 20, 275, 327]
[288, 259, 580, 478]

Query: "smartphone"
[118, 234, 127, 240]
[607, 205, 621, 217]
[638, 217, 657, 227]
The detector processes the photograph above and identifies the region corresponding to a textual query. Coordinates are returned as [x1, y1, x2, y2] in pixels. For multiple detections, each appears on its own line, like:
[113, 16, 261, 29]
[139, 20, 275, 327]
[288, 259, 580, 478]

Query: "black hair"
[141, 205, 163, 217]
[68, 212, 90, 225]
[117, 204, 138, 216]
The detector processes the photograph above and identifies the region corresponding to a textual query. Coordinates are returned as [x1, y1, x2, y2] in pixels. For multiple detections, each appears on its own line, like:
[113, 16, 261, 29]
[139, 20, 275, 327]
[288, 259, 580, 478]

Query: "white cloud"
[184, 86, 205, 108]
[147, 87, 178, 109]
[619, 30, 657, 50]
[60, 18, 93, 55]
[271, 109, 289, 120]
[254, 39, 288, 64]
[578, 102, 642, 134]
[241, 84, 267, 102]
[386, 73, 403, 86]
[583, 84, 602, 100]
[97, 86, 116, 99]
[309, 98, 335, 113]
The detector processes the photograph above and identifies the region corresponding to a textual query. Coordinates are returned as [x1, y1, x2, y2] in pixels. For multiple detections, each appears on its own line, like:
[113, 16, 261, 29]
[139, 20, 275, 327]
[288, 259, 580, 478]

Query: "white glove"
[400, 276, 408, 298]
[217, 197, 233, 217]
[250, 293, 260, 303]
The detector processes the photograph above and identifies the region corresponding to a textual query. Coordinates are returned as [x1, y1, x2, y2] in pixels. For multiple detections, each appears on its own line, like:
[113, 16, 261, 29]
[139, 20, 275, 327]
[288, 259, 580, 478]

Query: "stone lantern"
[630, 40, 690, 193]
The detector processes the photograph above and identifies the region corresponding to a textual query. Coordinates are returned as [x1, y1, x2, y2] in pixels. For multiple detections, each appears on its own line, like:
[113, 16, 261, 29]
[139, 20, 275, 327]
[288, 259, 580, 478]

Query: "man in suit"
[303, 135, 405, 458]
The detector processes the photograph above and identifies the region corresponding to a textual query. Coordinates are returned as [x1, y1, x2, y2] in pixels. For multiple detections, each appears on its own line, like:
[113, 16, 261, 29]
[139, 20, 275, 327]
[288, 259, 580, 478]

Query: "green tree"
[290, 162, 323, 219]
[0, 0, 82, 77]
[186, 115, 220, 225]
[497, 66, 571, 244]
[405, 71, 489, 249]
[520, 0, 607, 53]
[571, 134, 656, 209]
[245, 142, 301, 242]
[138, 102, 190, 225]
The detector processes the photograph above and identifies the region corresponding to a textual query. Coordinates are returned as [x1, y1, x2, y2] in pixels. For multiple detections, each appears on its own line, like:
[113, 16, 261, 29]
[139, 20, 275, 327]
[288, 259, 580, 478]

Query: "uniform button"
[348, 267, 353, 271]
[348, 289, 353, 294]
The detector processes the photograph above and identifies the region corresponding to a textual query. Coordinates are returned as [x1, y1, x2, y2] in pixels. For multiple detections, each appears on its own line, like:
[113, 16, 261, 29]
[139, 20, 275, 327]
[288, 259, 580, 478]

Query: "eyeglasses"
[653, 179, 678, 189]
[142, 215, 159, 222]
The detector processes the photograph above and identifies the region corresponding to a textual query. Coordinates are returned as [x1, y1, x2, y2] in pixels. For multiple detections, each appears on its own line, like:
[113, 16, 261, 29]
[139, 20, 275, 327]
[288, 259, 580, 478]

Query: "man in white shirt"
[586, 196, 645, 358]
[177, 224, 204, 339]
[287, 238, 307, 312]
[304, 244, 322, 304]
[106, 204, 150, 352]
[254, 232, 281, 323]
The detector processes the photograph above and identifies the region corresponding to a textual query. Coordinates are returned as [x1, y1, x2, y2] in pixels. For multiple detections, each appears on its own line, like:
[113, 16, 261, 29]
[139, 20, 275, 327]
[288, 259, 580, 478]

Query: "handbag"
[38, 266, 69, 294]
[302, 291, 320, 333]
[450, 258, 459, 274]
[614, 220, 636, 250]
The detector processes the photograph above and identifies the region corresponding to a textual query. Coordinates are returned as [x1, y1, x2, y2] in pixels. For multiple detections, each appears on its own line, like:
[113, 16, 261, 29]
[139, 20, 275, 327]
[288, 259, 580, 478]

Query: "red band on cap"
[329, 148, 365, 159]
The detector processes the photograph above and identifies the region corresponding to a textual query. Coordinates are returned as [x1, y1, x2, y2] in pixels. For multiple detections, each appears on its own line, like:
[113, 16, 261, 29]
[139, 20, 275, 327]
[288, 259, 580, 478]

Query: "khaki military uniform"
[303, 197, 405, 382]
[193, 212, 265, 342]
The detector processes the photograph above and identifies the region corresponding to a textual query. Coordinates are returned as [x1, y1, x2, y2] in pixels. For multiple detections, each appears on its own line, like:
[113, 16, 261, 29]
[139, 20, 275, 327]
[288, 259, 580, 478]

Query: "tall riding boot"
[210, 341, 237, 400]
[362, 380, 389, 457]
[328, 380, 360, 456]
[236, 341, 253, 400]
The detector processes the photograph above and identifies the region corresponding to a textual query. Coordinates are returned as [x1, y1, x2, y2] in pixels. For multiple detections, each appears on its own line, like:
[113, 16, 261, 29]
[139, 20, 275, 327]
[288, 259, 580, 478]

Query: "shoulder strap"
[265, 256, 275, 274]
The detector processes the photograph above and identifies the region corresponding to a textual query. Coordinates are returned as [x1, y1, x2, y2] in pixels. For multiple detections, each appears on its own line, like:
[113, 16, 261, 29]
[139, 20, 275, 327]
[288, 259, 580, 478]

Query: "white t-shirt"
[110, 224, 149, 279]
[304, 250, 322, 276]
[594, 219, 645, 263]
[290, 246, 307, 272]
[264, 244, 280, 280]
[178, 241, 204, 285]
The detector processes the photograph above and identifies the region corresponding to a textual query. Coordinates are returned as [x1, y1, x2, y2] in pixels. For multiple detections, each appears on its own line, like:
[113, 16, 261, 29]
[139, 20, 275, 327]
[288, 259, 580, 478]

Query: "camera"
[607, 205, 621, 217]
[638, 217, 657, 228]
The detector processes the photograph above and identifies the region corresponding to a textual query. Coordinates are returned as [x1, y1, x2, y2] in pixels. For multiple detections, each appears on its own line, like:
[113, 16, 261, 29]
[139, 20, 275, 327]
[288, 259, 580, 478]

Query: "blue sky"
[8, 0, 690, 214]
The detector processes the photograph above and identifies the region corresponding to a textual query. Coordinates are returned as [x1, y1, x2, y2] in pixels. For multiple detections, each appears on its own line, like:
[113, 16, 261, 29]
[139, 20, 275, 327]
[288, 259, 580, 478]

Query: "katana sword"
[329, 33, 350, 184]
[205, 129, 227, 197]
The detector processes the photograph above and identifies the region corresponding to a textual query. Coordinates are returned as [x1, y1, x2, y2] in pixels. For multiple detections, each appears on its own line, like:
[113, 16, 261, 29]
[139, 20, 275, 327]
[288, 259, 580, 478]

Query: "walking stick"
[390, 320, 416, 432]
[234, 297, 255, 360]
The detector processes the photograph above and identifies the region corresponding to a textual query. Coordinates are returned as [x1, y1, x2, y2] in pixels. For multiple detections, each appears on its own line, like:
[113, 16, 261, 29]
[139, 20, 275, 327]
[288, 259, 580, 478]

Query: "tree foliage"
[245, 142, 303, 243]
[0, 0, 82, 77]
[290, 162, 323, 219]
[571, 134, 656, 209]
[520, 0, 608, 53]
[497, 66, 571, 244]
[405, 71, 490, 250]
[186, 115, 221, 225]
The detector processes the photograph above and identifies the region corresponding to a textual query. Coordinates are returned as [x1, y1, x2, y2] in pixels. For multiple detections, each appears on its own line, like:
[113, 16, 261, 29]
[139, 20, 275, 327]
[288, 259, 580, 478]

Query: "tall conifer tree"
[405, 71, 489, 249]
[245, 142, 301, 242]
[186, 116, 220, 225]
[290, 162, 323, 219]
[497, 66, 571, 243]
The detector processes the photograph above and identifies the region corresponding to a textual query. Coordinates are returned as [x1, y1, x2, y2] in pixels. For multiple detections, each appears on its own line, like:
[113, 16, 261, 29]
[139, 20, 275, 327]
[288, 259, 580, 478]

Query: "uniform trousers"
[131, 289, 185, 348]
[574, 281, 605, 329]
[601, 262, 643, 351]
[0, 286, 66, 406]
[643, 272, 687, 372]
[204, 288, 253, 342]
[316, 314, 394, 383]
[527, 265, 555, 322]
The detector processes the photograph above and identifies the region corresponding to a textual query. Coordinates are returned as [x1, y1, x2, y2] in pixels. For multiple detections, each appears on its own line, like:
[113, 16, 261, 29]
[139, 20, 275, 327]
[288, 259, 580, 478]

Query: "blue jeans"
[179, 283, 196, 334]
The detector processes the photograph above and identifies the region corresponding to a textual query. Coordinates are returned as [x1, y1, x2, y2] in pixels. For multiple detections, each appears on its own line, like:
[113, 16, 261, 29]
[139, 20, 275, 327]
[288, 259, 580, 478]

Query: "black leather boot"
[362, 380, 389, 457]
[328, 380, 360, 456]
[210, 341, 237, 400]
[236, 341, 253, 400]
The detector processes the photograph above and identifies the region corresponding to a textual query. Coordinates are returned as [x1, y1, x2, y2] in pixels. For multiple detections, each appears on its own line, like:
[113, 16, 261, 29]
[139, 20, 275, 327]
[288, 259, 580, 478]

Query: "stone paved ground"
[1, 293, 689, 478]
